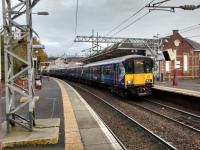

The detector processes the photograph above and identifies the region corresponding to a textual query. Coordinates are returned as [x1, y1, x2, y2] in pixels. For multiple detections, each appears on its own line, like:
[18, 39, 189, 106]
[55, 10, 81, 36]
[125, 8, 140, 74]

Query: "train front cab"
[124, 58, 154, 96]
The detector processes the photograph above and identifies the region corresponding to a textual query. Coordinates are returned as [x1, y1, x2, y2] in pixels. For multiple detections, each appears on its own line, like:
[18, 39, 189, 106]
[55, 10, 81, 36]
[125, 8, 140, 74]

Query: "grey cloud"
[0, 0, 200, 56]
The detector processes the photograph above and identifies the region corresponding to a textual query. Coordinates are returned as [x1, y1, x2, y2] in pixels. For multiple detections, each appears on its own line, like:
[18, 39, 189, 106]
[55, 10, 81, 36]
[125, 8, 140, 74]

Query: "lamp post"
[32, 12, 49, 15]
[32, 11, 48, 75]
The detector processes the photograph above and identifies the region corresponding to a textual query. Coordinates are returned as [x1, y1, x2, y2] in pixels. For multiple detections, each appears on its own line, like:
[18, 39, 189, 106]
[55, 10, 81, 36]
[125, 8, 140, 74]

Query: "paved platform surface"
[1, 118, 60, 148]
[2, 77, 65, 150]
[0, 81, 4, 150]
[54, 79, 123, 150]
[1, 78, 123, 150]
[154, 79, 200, 97]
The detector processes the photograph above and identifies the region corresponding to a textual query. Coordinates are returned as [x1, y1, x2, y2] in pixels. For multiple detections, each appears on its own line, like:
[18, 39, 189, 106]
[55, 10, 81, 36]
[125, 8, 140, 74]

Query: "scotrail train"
[44, 55, 154, 96]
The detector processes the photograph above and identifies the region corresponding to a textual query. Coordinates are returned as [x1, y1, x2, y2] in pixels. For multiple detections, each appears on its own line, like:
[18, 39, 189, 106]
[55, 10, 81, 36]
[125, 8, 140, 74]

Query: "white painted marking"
[46, 97, 56, 118]
[46, 97, 56, 100]
[63, 82, 123, 150]
[51, 98, 56, 118]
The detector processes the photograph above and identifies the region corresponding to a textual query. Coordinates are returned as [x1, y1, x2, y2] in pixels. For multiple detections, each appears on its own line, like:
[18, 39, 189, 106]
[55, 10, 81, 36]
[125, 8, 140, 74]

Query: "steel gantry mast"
[2, 0, 40, 132]
[74, 35, 157, 45]
[74, 35, 160, 56]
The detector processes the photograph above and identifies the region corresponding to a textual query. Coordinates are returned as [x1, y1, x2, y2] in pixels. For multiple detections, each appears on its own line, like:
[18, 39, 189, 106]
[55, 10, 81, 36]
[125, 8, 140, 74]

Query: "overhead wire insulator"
[180, 5, 196, 10]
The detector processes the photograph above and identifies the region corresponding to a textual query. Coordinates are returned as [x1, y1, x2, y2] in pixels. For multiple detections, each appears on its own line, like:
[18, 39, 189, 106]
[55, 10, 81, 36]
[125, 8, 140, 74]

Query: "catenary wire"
[105, 0, 157, 36]
[74, 0, 79, 37]
[157, 23, 200, 38]
[110, 11, 151, 37]
[180, 23, 200, 32]
[185, 35, 200, 38]
[65, 0, 79, 55]
[108, 0, 172, 37]
[180, 25, 200, 34]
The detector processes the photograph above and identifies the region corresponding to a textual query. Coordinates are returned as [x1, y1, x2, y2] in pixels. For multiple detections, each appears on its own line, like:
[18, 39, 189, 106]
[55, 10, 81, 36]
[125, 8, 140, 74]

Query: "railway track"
[129, 98, 200, 133]
[130, 99, 200, 133]
[71, 82, 176, 150]
[67, 81, 200, 149]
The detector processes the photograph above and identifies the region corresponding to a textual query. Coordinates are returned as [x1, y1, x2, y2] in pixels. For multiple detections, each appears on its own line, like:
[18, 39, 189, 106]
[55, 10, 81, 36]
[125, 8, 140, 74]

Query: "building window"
[165, 61, 170, 72]
[183, 54, 188, 72]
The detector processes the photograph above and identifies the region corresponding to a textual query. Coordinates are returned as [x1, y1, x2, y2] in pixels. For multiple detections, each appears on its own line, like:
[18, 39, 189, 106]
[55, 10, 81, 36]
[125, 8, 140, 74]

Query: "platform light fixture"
[32, 12, 49, 15]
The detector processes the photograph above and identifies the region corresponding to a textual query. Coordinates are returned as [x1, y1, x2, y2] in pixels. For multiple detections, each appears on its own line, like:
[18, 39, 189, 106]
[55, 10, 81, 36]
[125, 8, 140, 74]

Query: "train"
[44, 55, 154, 96]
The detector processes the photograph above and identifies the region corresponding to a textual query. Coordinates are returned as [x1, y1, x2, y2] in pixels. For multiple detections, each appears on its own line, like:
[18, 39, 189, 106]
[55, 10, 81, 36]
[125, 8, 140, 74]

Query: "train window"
[124, 61, 134, 73]
[145, 62, 152, 73]
[92, 67, 100, 75]
[134, 61, 144, 74]
[124, 59, 153, 74]
[89, 68, 93, 73]
[103, 66, 112, 75]
[117, 67, 121, 75]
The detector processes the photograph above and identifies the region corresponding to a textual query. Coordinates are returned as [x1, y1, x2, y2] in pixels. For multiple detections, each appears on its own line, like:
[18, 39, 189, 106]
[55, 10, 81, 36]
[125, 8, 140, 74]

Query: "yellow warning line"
[52, 78, 84, 150]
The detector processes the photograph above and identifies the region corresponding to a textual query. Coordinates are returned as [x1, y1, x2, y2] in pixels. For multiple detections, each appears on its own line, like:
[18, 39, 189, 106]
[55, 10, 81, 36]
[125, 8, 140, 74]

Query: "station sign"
[40, 62, 50, 66]
[163, 49, 176, 61]
[131, 49, 146, 56]
[33, 57, 37, 61]
[33, 44, 45, 49]
[131, 49, 138, 53]
[176, 61, 180, 69]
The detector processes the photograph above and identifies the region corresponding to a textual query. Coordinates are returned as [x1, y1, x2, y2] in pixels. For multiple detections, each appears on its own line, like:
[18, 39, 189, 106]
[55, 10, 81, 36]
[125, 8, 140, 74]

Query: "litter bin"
[35, 75, 42, 90]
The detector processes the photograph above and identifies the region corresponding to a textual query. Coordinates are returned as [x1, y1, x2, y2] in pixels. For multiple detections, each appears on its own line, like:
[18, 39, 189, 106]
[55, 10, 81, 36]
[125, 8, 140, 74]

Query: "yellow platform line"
[52, 78, 84, 150]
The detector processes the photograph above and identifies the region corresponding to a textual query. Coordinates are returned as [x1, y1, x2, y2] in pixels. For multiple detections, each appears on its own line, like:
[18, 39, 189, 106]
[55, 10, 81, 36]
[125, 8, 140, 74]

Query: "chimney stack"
[173, 30, 179, 35]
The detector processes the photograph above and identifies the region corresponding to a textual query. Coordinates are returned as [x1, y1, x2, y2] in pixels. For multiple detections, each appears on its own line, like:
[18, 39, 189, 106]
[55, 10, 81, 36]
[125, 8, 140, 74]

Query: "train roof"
[84, 55, 152, 67]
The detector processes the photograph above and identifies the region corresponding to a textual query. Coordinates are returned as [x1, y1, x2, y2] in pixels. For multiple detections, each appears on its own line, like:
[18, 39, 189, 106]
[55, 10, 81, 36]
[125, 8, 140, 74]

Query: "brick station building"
[161, 30, 200, 80]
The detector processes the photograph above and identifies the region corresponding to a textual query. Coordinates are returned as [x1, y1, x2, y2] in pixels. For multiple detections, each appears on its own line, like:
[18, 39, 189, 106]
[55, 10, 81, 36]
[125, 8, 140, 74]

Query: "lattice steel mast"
[2, 0, 39, 132]
[74, 35, 158, 45]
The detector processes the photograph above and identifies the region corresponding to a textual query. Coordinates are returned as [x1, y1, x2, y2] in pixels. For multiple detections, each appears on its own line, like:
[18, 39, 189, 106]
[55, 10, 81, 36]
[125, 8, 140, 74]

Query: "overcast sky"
[0, 0, 200, 57]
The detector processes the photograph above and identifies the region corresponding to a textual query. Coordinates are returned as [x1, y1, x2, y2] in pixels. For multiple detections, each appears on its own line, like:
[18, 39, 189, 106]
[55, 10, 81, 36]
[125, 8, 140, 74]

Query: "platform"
[1, 77, 65, 150]
[154, 79, 200, 98]
[1, 77, 123, 149]
[53, 78, 123, 150]
[1, 118, 60, 148]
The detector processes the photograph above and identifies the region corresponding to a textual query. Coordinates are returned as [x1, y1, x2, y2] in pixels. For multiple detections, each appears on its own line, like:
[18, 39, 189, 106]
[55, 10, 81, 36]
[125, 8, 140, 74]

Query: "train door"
[101, 66, 104, 83]
[114, 64, 119, 85]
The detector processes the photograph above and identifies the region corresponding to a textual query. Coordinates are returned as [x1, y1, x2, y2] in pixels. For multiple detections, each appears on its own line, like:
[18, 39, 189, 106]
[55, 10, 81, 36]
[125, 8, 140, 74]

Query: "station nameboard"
[163, 49, 176, 61]
[40, 62, 50, 66]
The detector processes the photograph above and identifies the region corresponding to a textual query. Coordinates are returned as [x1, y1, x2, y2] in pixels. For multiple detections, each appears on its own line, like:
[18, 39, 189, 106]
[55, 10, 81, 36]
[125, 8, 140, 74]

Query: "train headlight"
[146, 79, 152, 83]
[127, 80, 132, 84]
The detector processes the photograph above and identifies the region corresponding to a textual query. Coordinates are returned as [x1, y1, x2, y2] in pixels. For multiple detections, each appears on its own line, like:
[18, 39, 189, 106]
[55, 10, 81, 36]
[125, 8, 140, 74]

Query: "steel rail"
[132, 98, 200, 133]
[102, 121, 127, 150]
[72, 83, 176, 150]
[145, 98, 200, 119]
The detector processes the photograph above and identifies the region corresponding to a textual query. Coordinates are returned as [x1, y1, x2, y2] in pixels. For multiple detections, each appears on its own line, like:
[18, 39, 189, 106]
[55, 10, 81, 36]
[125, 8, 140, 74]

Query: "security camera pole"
[2, 0, 40, 132]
